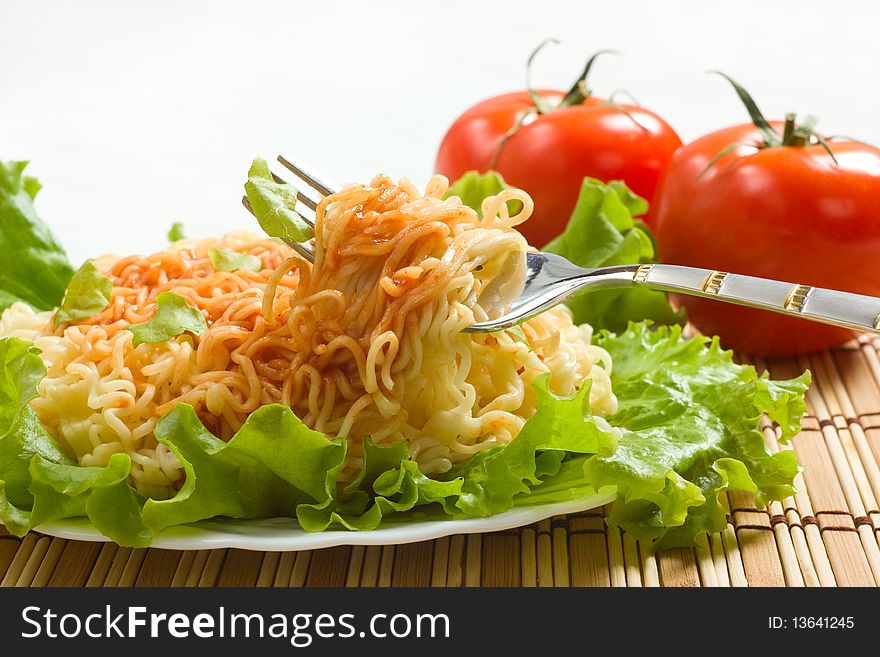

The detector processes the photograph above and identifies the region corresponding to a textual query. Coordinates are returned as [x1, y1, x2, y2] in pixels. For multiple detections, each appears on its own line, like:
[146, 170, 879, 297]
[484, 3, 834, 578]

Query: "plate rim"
[21, 489, 617, 552]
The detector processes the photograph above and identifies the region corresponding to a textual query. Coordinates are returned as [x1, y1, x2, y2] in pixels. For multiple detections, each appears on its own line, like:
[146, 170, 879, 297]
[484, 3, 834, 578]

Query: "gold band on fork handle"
[633, 264, 880, 334]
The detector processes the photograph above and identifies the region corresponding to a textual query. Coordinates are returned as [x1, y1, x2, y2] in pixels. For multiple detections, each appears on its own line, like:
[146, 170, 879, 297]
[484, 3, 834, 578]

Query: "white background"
[3, 0, 879, 264]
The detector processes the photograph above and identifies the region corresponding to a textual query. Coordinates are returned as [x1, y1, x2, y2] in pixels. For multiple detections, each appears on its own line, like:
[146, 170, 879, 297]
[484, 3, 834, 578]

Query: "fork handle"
[632, 264, 880, 334]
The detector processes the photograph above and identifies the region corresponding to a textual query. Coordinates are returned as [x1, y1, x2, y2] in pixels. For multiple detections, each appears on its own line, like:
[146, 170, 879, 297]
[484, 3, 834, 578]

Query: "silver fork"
[244, 156, 880, 337]
[241, 155, 338, 262]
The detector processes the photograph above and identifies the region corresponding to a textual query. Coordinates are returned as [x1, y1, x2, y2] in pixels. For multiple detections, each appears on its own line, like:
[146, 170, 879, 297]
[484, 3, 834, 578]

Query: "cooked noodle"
[0, 175, 617, 499]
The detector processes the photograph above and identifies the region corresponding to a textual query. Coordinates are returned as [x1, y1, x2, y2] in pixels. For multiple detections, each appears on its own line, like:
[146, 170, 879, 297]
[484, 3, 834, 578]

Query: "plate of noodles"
[0, 159, 810, 551]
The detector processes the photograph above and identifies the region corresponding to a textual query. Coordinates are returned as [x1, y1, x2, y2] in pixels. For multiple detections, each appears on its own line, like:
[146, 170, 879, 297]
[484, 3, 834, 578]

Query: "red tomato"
[654, 121, 880, 356]
[436, 77, 682, 247]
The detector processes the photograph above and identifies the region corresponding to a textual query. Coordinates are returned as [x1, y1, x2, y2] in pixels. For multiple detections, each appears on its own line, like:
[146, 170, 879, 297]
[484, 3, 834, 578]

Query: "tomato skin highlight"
[653, 121, 880, 356]
[435, 90, 682, 247]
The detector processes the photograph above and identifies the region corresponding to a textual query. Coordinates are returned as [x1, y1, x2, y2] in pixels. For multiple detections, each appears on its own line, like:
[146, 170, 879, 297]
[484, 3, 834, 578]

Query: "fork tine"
[251, 171, 318, 230]
[293, 201, 316, 224]
[240, 195, 316, 262]
[269, 171, 319, 211]
[277, 155, 341, 197]
[239, 156, 341, 266]
[284, 239, 316, 262]
[251, 169, 317, 229]
[267, 173, 317, 223]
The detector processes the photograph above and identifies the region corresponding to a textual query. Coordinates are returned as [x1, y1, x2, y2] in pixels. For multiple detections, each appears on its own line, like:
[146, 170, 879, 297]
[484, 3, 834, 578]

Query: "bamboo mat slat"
[481, 532, 520, 587]
[6, 338, 880, 587]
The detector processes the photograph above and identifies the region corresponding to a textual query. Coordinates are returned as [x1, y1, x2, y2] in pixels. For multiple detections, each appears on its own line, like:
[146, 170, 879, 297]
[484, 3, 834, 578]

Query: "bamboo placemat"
[3, 335, 880, 587]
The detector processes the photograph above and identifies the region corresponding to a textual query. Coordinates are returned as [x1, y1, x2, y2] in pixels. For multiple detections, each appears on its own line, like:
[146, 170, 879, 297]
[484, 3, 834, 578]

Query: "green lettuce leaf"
[0, 338, 150, 546]
[543, 178, 684, 332]
[141, 403, 345, 533]
[167, 222, 186, 242]
[128, 292, 207, 346]
[0, 337, 75, 534]
[453, 376, 615, 516]
[0, 339, 74, 494]
[0, 161, 74, 311]
[443, 170, 520, 220]
[209, 248, 262, 273]
[53, 259, 113, 327]
[244, 158, 313, 243]
[27, 453, 152, 547]
[589, 322, 809, 548]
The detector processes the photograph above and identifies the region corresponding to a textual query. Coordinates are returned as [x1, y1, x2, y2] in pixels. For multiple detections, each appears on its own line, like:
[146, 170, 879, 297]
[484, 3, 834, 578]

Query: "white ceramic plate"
[26, 489, 616, 551]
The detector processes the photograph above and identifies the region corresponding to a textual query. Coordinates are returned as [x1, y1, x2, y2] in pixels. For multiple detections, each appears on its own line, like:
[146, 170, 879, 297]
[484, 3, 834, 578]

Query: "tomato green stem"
[489, 109, 537, 168]
[709, 71, 780, 146]
[781, 113, 797, 145]
[702, 71, 841, 173]
[699, 142, 759, 177]
[525, 39, 560, 114]
[559, 49, 620, 108]
[596, 100, 650, 133]
[609, 89, 642, 106]
[524, 41, 621, 113]
[498, 41, 626, 167]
